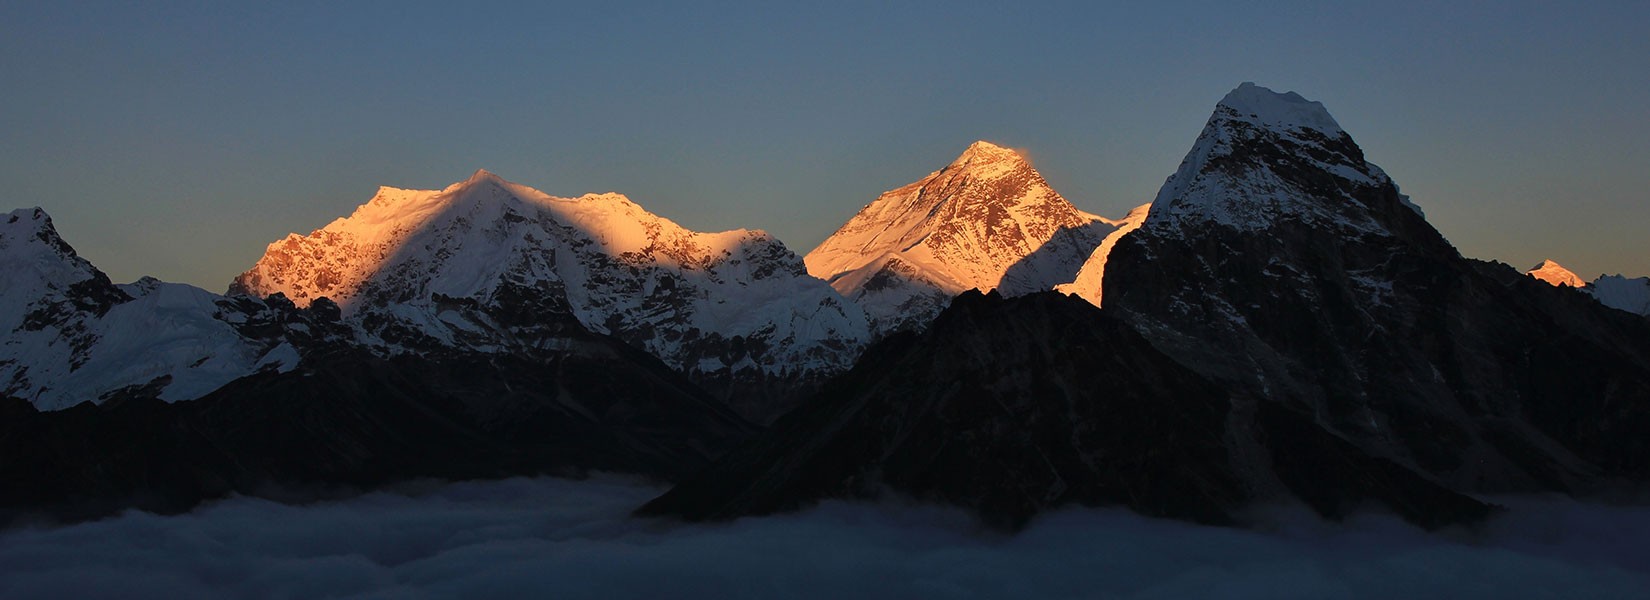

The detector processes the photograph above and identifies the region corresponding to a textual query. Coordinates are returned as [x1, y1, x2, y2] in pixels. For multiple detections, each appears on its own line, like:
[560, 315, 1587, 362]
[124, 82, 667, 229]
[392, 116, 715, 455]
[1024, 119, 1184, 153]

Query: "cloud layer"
[3, 477, 1648, 599]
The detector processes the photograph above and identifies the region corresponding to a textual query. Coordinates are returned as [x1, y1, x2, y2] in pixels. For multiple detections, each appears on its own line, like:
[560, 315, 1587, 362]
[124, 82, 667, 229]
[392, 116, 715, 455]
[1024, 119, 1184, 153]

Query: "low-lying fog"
[3, 476, 1647, 599]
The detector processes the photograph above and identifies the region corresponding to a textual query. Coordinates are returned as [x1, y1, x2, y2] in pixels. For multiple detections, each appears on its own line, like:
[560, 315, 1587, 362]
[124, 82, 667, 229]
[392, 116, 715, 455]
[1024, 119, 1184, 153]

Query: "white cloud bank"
[2, 476, 1648, 599]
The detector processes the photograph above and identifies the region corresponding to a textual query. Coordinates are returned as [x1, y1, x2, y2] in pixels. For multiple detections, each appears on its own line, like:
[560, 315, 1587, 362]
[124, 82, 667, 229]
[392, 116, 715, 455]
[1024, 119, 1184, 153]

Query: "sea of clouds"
[2, 476, 1648, 599]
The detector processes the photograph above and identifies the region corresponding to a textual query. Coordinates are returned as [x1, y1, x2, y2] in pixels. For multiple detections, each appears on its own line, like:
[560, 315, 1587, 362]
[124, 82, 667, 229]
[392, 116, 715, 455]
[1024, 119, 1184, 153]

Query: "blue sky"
[3, 1, 1647, 288]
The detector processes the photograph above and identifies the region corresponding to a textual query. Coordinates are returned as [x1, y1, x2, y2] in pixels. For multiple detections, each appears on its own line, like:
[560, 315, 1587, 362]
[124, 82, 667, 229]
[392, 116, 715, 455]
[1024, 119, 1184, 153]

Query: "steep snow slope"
[805, 141, 1117, 335]
[232, 170, 869, 420]
[1, 208, 307, 410]
[1054, 203, 1151, 307]
[1526, 260, 1587, 288]
[1144, 82, 1424, 236]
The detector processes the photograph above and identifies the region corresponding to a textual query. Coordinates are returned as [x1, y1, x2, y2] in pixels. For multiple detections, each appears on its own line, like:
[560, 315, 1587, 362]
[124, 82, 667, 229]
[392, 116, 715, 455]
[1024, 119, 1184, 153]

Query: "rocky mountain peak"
[947, 140, 1027, 174]
[1, 207, 128, 333]
[1214, 82, 1346, 136]
[229, 172, 869, 422]
[1144, 82, 1420, 237]
[4, 207, 79, 265]
[1527, 259, 1588, 288]
[1103, 82, 1650, 501]
[805, 141, 1116, 335]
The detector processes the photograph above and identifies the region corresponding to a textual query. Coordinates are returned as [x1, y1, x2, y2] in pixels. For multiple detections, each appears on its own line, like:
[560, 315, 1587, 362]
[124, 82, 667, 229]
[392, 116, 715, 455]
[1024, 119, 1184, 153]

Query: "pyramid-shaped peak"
[1216, 82, 1344, 136]
[4, 207, 64, 246]
[953, 140, 1025, 164]
[6, 206, 51, 226]
[437, 169, 515, 195]
[1527, 259, 1587, 288]
[466, 168, 508, 185]
[944, 141, 1034, 181]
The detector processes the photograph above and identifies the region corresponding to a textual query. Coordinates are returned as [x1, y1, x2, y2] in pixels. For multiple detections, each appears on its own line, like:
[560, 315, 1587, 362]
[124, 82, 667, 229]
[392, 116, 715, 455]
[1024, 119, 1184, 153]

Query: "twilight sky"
[3, 1, 1647, 289]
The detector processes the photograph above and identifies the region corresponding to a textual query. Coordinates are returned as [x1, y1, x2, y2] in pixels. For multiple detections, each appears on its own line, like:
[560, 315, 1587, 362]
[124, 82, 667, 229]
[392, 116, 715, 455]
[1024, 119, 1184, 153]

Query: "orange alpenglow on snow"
[1526, 259, 1587, 288]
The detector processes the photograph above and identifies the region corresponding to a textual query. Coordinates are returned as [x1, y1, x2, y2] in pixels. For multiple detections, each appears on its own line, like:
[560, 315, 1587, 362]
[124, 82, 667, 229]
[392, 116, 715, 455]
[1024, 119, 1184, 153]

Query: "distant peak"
[1215, 82, 1344, 135]
[948, 140, 1029, 174]
[6, 206, 50, 224]
[467, 168, 506, 184]
[1526, 259, 1587, 288]
[439, 169, 512, 194]
[966, 139, 1008, 152]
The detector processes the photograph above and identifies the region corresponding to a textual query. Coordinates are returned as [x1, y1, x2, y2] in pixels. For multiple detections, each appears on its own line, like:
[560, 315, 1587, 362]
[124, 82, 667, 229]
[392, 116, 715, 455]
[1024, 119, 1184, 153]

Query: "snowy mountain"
[648, 83, 1650, 533]
[231, 170, 869, 421]
[1524, 260, 1650, 316]
[1589, 274, 1650, 316]
[1526, 259, 1587, 288]
[1101, 82, 1650, 495]
[804, 141, 1117, 335]
[3, 207, 758, 523]
[0, 208, 316, 410]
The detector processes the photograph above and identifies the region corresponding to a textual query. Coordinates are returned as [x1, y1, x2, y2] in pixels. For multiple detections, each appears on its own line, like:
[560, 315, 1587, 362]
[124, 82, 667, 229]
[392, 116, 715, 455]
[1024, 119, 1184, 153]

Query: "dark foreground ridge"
[638, 291, 1495, 531]
[1103, 83, 1650, 495]
[0, 339, 754, 527]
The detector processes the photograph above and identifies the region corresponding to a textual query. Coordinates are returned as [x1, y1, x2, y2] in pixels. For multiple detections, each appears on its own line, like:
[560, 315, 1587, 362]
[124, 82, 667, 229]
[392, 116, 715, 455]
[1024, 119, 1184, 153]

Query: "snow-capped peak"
[1144, 82, 1397, 235]
[445, 168, 510, 192]
[948, 140, 1025, 170]
[234, 171, 671, 308]
[805, 141, 1116, 335]
[1526, 259, 1587, 288]
[4, 207, 319, 410]
[4, 207, 72, 258]
[231, 171, 870, 419]
[1216, 82, 1345, 136]
[6, 206, 48, 227]
[1, 206, 116, 333]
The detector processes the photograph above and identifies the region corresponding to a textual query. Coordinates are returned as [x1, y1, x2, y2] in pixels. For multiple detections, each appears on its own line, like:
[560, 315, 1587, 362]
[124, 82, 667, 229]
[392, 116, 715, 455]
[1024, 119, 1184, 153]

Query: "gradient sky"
[3, 1, 1647, 289]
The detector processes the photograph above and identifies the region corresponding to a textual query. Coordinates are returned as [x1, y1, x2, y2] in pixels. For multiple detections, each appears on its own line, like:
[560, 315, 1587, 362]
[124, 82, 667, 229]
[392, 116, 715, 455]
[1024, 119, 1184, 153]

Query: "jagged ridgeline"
[228, 170, 870, 423]
[642, 83, 1650, 531]
[5, 83, 1650, 532]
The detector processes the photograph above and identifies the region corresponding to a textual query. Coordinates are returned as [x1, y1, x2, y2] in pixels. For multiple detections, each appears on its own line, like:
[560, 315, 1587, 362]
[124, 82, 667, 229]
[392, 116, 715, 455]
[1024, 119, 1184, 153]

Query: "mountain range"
[4, 83, 1649, 531]
[1525, 259, 1650, 316]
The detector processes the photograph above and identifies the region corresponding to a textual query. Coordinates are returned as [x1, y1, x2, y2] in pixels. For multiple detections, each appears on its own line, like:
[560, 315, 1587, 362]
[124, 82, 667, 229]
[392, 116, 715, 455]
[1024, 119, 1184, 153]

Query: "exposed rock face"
[639, 292, 1493, 531]
[805, 141, 1117, 335]
[232, 170, 870, 422]
[1526, 259, 1587, 288]
[0, 338, 755, 526]
[1, 208, 321, 409]
[1103, 83, 1650, 494]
